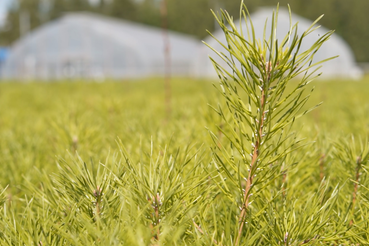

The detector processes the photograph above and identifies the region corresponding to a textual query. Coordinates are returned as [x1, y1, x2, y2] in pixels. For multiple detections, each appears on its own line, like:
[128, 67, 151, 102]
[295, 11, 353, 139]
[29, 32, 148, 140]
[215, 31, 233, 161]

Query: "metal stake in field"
[161, 0, 171, 119]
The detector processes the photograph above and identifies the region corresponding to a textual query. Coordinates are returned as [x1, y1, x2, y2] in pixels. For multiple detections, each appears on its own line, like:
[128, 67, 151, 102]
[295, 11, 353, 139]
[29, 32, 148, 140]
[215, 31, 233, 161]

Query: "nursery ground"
[0, 76, 368, 195]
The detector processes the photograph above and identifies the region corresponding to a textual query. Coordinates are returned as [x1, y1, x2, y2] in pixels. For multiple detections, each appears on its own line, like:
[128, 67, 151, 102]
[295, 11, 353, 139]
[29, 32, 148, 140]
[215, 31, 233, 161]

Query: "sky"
[0, 0, 12, 25]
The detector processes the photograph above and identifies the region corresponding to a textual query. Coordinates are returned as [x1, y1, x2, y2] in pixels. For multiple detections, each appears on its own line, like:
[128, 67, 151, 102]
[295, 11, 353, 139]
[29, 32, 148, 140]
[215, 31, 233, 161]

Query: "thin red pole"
[161, 0, 171, 119]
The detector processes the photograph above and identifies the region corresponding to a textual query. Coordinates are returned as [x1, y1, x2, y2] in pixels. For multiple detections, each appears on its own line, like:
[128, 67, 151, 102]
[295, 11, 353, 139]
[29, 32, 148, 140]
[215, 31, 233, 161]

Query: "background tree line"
[0, 0, 368, 62]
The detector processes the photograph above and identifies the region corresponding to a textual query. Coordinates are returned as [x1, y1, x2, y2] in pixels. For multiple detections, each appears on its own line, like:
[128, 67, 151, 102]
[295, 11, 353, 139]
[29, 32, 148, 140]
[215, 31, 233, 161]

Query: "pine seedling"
[115, 139, 209, 245]
[333, 136, 369, 227]
[205, 2, 338, 244]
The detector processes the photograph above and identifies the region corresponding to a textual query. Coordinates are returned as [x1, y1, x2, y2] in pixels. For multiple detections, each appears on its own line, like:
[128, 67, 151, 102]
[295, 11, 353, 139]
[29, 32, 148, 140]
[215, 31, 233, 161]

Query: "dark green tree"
[99, 0, 138, 21]
[49, 0, 91, 19]
[135, 0, 161, 27]
[0, 0, 42, 45]
[166, 0, 214, 38]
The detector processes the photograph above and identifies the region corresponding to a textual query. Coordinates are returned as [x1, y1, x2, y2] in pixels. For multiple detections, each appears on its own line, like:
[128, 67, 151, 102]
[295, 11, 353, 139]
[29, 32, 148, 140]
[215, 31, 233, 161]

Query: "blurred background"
[0, 0, 368, 80]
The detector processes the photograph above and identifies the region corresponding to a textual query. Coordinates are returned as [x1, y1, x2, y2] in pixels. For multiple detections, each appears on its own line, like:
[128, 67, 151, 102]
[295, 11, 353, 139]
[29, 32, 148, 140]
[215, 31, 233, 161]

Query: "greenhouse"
[193, 7, 363, 79]
[1, 13, 200, 80]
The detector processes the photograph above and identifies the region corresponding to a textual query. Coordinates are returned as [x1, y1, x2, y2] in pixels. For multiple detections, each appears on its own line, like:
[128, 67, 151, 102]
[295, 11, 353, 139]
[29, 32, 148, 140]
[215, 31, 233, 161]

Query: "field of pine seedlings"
[0, 76, 368, 245]
[1, 4, 369, 245]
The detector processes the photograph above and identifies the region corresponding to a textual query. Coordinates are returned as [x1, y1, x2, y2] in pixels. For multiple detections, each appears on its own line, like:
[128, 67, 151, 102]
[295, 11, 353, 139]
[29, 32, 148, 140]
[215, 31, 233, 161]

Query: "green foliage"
[202, 3, 341, 245]
[1, 5, 369, 244]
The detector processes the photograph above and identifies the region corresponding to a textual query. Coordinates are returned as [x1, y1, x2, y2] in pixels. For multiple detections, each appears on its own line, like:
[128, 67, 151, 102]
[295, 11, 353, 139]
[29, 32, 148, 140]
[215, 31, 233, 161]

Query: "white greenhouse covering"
[1, 13, 200, 80]
[194, 7, 363, 79]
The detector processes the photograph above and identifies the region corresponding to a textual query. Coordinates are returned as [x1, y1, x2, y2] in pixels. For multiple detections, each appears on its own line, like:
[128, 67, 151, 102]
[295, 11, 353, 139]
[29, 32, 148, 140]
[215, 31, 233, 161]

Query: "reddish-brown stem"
[350, 156, 362, 225]
[154, 194, 160, 240]
[217, 123, 224, 148]
[96, 201, 100, 218]
[284, 231, 289, 245]
[93, 186, 102, 218]
[193, 221, 204, 234]
[193, 221, 219, 245]
[149, 194, 161, 242]
[71, 135, 78, 153]
[236, 85, 266, 245]
[298, 234, 319, 245]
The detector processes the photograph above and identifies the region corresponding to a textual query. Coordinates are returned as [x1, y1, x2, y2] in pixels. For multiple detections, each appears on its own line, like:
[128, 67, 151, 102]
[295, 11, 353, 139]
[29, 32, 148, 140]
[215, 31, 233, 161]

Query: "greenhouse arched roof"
[193, 7, 363, 79]
[1, 13, 200, 80]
